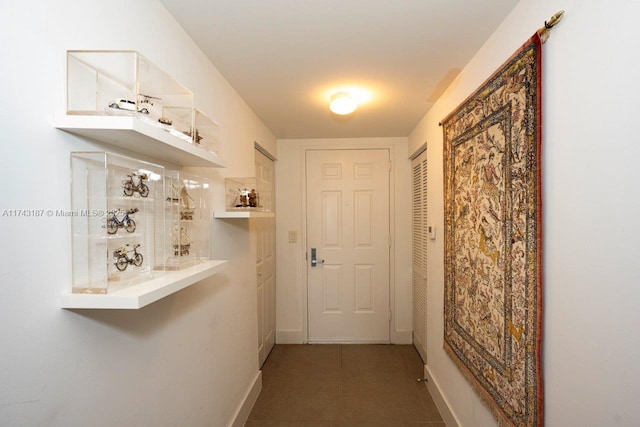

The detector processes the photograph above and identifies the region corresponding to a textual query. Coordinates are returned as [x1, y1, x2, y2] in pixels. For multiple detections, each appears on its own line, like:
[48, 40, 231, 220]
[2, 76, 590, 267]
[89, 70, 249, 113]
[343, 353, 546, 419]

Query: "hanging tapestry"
[442, 33, 543, 427]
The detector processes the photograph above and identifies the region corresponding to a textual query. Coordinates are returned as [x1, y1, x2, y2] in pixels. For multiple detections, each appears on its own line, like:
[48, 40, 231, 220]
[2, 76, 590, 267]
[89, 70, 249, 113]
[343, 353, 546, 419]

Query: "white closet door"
[412, 150, 428, 363]
[256, 148, 276, 367]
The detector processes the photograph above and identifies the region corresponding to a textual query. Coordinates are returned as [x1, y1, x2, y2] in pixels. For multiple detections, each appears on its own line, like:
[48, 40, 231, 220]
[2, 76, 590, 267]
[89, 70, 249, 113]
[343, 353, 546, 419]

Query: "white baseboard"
[424, 365, 461, 427]
[230, 371, 262, 427]
[391, 329, 413, 344]
[413, 333, 427, 363]
[276, 329, 305, 344]
[276, 329, 412, 344]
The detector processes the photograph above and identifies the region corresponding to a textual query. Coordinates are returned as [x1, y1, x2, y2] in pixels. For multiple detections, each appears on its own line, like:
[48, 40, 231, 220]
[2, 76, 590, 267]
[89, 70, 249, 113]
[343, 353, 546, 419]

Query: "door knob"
[310, 248, 324, 267]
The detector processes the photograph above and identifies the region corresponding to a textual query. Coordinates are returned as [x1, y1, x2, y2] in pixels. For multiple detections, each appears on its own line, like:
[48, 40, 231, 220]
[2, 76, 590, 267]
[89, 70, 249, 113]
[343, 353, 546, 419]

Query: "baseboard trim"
[276, 329, 305, 344]
[424, 365, 461, 427]
[308, 340, 389, 344]
[230, 371, 262, 427]
[413, 333, 427, 363]
[277, 329, 412, 344]
[391, 329, 413, 344]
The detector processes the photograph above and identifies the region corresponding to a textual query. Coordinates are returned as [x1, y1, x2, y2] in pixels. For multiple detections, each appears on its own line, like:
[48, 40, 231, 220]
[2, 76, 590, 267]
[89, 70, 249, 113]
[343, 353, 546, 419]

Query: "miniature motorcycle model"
[106, 207, 138, 234]
[113, 243, 144, 272]
[123, 172, 150, 198]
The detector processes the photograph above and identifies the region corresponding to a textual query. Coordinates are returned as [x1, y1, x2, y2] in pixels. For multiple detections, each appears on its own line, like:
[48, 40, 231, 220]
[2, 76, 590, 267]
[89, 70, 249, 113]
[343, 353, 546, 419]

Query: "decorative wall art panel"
[442, 33, 543, 427]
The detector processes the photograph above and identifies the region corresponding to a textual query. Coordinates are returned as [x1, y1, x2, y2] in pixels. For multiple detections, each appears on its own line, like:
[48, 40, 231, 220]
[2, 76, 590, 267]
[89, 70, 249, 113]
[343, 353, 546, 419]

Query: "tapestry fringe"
[444, 344, 516, 427]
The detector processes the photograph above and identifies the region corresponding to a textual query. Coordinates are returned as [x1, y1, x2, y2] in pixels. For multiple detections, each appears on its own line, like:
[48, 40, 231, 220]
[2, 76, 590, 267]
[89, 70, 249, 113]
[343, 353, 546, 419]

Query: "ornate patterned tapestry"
[442, 34, 543, 427]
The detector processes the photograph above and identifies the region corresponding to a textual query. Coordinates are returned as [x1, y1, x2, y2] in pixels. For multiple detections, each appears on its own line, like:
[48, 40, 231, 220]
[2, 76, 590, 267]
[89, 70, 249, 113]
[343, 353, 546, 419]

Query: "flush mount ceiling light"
[329, 91, 357, 115]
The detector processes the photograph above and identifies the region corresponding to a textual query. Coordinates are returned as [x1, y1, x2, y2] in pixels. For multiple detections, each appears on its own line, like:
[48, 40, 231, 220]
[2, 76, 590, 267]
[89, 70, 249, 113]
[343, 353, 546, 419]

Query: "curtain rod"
[437, 10, 565, 126]
[537, 10, 565, 43]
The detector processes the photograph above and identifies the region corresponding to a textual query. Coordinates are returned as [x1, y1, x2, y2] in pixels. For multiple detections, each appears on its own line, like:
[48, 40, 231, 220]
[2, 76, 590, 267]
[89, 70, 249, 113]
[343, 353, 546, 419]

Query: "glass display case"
[161, 171, 211, 270]
[162, 107, 195, 144]
[193, 109, 221, 155]
[225, 177, 267, 211]
[66, 50, 193, 139]
[70, 152, 164, 294]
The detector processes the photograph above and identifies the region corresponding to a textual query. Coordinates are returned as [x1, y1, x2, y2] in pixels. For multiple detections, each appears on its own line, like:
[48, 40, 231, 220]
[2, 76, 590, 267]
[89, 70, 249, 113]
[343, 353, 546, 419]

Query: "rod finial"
[538, 10, 565, 43]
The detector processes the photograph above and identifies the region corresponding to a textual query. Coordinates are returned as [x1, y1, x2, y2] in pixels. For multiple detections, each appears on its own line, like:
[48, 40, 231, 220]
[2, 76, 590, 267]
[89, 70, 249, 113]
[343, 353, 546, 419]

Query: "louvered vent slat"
[412, 151, 428, 362]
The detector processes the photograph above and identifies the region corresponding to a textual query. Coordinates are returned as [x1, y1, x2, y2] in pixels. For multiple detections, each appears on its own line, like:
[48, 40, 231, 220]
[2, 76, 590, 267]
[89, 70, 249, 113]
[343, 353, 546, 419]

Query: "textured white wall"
[409, 1, 640, 425]
[274, 138, 412, 344]
[0, 1, 275, 426]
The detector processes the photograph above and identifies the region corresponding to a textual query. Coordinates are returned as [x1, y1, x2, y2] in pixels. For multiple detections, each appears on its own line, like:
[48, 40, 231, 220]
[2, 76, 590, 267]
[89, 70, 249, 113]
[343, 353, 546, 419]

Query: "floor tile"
[270, 344, 342, 378]
[396, 345, 427, 379]
[415, 382, 444, 423]
[247, 344, 444, 426]
[249, 392, 340, 422]
[340, 380, 432, 423]
[245, 421, 340, 427]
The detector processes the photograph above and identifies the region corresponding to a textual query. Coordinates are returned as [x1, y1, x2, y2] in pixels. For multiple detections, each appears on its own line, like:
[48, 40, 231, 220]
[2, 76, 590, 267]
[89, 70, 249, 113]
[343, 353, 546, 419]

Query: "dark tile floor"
[246, 344, 445, 427]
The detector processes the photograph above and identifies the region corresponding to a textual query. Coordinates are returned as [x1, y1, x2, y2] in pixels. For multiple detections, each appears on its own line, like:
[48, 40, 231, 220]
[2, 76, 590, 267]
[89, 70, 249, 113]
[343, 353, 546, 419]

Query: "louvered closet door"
[412, 150, 428, 363]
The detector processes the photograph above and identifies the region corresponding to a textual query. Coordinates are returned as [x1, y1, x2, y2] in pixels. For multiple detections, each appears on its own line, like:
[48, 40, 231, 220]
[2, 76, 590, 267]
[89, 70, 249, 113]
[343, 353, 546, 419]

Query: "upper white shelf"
[214, 211, 275, 219]
[60, 259, 227, 309]
[55, 115, 226, 168]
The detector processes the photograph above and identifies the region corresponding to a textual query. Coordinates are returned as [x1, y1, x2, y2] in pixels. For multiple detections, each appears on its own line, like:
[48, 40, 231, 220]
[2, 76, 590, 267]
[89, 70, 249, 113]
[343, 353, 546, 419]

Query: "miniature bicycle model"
[123, 172, 150, 198]
[106, 207, 138, 234]
[113, 243, 144, 272]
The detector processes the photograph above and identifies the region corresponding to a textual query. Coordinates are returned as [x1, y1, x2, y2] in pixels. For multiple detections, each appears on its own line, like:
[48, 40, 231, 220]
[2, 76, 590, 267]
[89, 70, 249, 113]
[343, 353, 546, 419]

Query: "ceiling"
[159, 0, 519, 139]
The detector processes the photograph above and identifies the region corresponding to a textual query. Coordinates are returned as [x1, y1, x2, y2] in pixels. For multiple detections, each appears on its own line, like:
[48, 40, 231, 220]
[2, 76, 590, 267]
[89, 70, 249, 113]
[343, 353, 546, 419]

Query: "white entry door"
[306, 149, 390, 343]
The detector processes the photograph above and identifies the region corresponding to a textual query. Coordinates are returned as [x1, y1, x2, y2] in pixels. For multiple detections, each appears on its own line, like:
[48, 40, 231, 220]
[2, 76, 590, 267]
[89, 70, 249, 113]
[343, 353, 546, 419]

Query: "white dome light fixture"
[329, 91, 357, 115]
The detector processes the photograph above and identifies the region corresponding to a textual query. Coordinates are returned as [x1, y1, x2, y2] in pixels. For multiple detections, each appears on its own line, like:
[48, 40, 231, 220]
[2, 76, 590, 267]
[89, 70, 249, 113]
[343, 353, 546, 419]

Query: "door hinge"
[305, 252, 308, 261]
[389, 310, 392, 322]
[389, 235, 392, 248]
[389, 161, 392, 172]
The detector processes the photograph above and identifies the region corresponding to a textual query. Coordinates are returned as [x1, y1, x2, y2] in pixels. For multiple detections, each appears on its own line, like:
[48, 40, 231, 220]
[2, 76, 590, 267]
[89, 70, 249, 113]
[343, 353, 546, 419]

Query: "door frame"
[299, 139, 399, 344]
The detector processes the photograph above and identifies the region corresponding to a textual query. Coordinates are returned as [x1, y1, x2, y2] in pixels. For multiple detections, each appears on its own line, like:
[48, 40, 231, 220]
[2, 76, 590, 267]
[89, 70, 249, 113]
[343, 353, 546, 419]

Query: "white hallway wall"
[0, 1, 275, 426]
[275, 138, 412, 344]
[409, 0, 640, 426]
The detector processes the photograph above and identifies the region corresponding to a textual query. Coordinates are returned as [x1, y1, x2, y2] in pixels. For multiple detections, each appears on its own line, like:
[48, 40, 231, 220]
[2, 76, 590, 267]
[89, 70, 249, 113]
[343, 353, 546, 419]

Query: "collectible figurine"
[108, 99, 149, 114]
[183, 127, 203, 144]
[235, 188, 250, 208]
[106, 207, 138, 234]
[113, 243, 144, 272]
[138, 93, 161, 115]
[123, 172, 150, 198]
[248, 189, 258, 208]
[107, 93, 160, 115]
[179, 186, 195, 220]
[167, 183, 196, 219]
[171, 225, 193, 256]
[166, 184, 180, 203]
[158, 117, 173, 126]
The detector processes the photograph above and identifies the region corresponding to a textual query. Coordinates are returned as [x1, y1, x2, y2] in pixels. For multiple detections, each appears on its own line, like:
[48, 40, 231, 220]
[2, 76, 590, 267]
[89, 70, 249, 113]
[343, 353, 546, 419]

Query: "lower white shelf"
[60, 260, 227, 309]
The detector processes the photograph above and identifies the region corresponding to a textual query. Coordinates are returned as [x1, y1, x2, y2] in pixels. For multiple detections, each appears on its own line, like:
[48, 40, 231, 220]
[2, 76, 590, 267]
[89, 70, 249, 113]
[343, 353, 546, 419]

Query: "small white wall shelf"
[60, 260, 227, 309]
[214, 211, 275, 219]
[55, 115, 226, 168]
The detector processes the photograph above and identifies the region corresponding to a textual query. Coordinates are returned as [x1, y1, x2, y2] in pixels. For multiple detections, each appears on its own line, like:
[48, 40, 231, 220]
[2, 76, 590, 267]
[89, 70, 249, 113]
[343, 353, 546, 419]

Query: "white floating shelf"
[214, 211, 275, 218]
[55, 115, 226, 168]
[60, 260, 227, 309]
